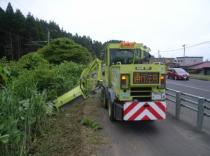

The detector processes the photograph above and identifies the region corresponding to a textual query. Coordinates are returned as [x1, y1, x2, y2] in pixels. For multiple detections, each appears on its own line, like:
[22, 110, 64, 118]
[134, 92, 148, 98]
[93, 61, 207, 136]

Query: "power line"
[0, 27, 25, 39]
[0, 27, 48, 47]
[186, 41, 210, 48]
[159, 40, 210, 53]
[159, 47, 183, 52]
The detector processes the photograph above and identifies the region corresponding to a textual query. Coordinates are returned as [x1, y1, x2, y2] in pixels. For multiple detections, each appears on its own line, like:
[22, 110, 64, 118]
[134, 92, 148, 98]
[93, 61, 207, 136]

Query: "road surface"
[166, 79, 210, 99]
[99, 79, 210, 156]
[166, 79, 210, 132]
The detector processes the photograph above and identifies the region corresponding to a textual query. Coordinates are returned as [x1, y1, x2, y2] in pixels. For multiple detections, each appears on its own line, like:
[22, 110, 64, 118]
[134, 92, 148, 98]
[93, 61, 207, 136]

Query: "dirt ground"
[30, 93, 105, 156]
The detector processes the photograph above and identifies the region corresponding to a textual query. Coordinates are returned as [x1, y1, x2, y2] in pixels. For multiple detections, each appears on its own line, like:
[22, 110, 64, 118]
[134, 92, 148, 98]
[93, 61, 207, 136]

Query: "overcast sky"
[1, 0, 210, 59]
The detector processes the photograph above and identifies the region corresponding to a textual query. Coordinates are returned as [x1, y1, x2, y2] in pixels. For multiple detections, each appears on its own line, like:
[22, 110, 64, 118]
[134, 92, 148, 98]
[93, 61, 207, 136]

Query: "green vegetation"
[31, 95, 103, 156]
[0, 3, 103, 60]
[38, 38, 92, 64]
[190, 74, 210, 81]
[81, 116, 102, 131]
[0, 2, 114, 156]
[0, 38, 89, 155]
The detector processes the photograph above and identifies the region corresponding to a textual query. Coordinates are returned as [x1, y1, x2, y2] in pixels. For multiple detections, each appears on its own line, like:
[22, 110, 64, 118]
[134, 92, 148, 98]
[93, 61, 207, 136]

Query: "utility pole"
[182, 44, 186, 57]
[158, 50, 160, 62]
[47, 30, 50, 45]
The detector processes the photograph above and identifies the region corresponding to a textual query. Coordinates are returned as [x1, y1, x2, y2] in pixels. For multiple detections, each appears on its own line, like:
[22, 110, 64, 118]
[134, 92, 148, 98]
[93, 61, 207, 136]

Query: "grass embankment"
[31, 95, 103, 156]
[0, 38, 93, 156]
[190, 74, 210, 81]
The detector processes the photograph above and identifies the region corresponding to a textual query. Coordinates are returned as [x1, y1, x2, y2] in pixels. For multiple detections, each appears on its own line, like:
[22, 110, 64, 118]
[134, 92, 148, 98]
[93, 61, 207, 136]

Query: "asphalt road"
[99, 79, 210, 156]
[166, 78, 210, 137]
[166, 79, 210, 99]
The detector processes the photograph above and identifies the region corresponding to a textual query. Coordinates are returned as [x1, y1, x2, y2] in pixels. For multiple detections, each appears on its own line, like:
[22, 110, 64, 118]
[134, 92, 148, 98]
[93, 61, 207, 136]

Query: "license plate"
[152, 92, 162, 100]
[133, 72, 159, 84]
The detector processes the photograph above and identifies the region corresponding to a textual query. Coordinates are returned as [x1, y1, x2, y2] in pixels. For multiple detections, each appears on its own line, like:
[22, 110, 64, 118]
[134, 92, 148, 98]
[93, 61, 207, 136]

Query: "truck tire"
[101, 88, 108, 109]
[108, 98, 115, 121]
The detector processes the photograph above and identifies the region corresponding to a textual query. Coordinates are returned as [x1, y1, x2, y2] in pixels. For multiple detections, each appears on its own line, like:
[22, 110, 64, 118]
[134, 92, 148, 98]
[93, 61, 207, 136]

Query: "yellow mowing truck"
[101, 42, 167, 121]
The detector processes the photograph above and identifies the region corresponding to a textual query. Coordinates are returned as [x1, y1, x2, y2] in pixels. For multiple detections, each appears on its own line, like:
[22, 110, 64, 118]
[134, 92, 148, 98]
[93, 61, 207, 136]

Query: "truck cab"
[102, 42, 167, 121]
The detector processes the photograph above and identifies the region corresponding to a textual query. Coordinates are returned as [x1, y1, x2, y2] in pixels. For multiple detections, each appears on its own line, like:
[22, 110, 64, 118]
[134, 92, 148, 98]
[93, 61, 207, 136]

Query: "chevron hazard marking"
[123, 101, 166, 121]
[135, 109, 157, 120]
[124, 102, 145, 120]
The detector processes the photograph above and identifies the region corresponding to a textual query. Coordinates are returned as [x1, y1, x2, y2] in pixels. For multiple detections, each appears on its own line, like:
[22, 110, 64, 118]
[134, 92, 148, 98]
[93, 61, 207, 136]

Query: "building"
[151, 57, 176, 64]
[150, 57, 179, 67]
[177, 56, 203, 66]
[187, 61, 210, 75]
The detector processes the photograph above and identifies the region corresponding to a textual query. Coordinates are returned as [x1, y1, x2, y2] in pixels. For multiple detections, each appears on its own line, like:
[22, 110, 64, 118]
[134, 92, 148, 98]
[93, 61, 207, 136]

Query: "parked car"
[167, 68, 190, 80]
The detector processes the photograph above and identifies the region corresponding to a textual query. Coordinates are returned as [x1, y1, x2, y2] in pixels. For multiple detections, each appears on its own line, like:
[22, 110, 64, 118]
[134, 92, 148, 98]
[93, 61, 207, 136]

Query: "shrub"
[0, 38, 86, 155]
[17, 52, 48, 70]
[51, 61, 84, 95]
[38, 38, 92, 64]
[8, 53, 48, 78]
[12, 61, 83, 100]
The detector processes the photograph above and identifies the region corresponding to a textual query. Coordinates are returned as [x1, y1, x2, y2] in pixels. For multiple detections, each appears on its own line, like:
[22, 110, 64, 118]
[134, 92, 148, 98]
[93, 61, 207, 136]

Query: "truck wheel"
[101, 88, 108, 109]
[108, 98, 115, 121]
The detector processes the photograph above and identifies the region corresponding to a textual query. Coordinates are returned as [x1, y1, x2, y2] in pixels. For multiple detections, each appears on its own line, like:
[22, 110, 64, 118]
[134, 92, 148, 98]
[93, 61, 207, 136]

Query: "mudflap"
[114, 103, 124, 121]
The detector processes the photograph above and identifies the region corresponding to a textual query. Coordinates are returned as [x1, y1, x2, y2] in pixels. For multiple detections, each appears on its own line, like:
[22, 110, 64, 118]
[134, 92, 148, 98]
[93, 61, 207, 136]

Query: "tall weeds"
[0, 59, 83, 155]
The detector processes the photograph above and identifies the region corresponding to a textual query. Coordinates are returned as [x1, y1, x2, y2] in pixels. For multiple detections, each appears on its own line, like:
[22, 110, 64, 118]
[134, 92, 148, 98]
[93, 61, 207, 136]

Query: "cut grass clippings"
[30, 95, 103, 156]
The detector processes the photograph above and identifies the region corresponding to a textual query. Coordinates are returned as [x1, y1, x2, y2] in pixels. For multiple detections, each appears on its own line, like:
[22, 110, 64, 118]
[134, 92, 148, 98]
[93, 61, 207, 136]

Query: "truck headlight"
[160, 74, 166, 89]
[121, 74, 129, 89]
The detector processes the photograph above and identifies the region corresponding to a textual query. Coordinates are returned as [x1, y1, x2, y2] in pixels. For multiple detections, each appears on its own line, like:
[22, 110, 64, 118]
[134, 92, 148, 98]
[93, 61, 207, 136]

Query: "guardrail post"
[197, 97, 205, 131]
[175, 91, 181, 120]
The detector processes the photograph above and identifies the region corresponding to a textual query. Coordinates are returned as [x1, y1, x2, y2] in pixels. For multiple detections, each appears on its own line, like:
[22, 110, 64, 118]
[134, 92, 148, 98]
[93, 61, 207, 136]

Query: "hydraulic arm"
[54, 58, 102, 108]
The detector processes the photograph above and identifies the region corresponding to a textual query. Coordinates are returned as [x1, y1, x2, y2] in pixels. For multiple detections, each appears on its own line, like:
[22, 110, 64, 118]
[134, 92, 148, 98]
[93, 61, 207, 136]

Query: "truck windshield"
[110, 49, 141, 65]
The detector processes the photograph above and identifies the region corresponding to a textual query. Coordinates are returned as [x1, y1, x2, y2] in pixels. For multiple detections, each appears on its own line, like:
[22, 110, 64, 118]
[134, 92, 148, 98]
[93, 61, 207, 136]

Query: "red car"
[167, 68, 190, 80]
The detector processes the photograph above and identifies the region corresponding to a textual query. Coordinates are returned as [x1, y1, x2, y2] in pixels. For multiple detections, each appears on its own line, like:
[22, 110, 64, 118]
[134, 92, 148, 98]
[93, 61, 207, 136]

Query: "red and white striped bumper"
[123, 101, 166, 121]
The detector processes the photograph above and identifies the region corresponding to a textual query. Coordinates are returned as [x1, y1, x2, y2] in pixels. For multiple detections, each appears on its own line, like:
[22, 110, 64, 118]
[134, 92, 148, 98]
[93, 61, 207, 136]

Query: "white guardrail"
[166, 88, 210, 131]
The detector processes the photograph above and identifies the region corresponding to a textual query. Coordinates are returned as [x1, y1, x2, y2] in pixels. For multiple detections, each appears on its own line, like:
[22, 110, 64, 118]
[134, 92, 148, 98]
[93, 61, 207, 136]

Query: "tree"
[0, 7, 6, 57]
[25, 13, 38, 40]
[5, 2, 14, 32]
[14, 9, 25, 35]
[0, 3, 103, 60]
[38, 38, 92, 64]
